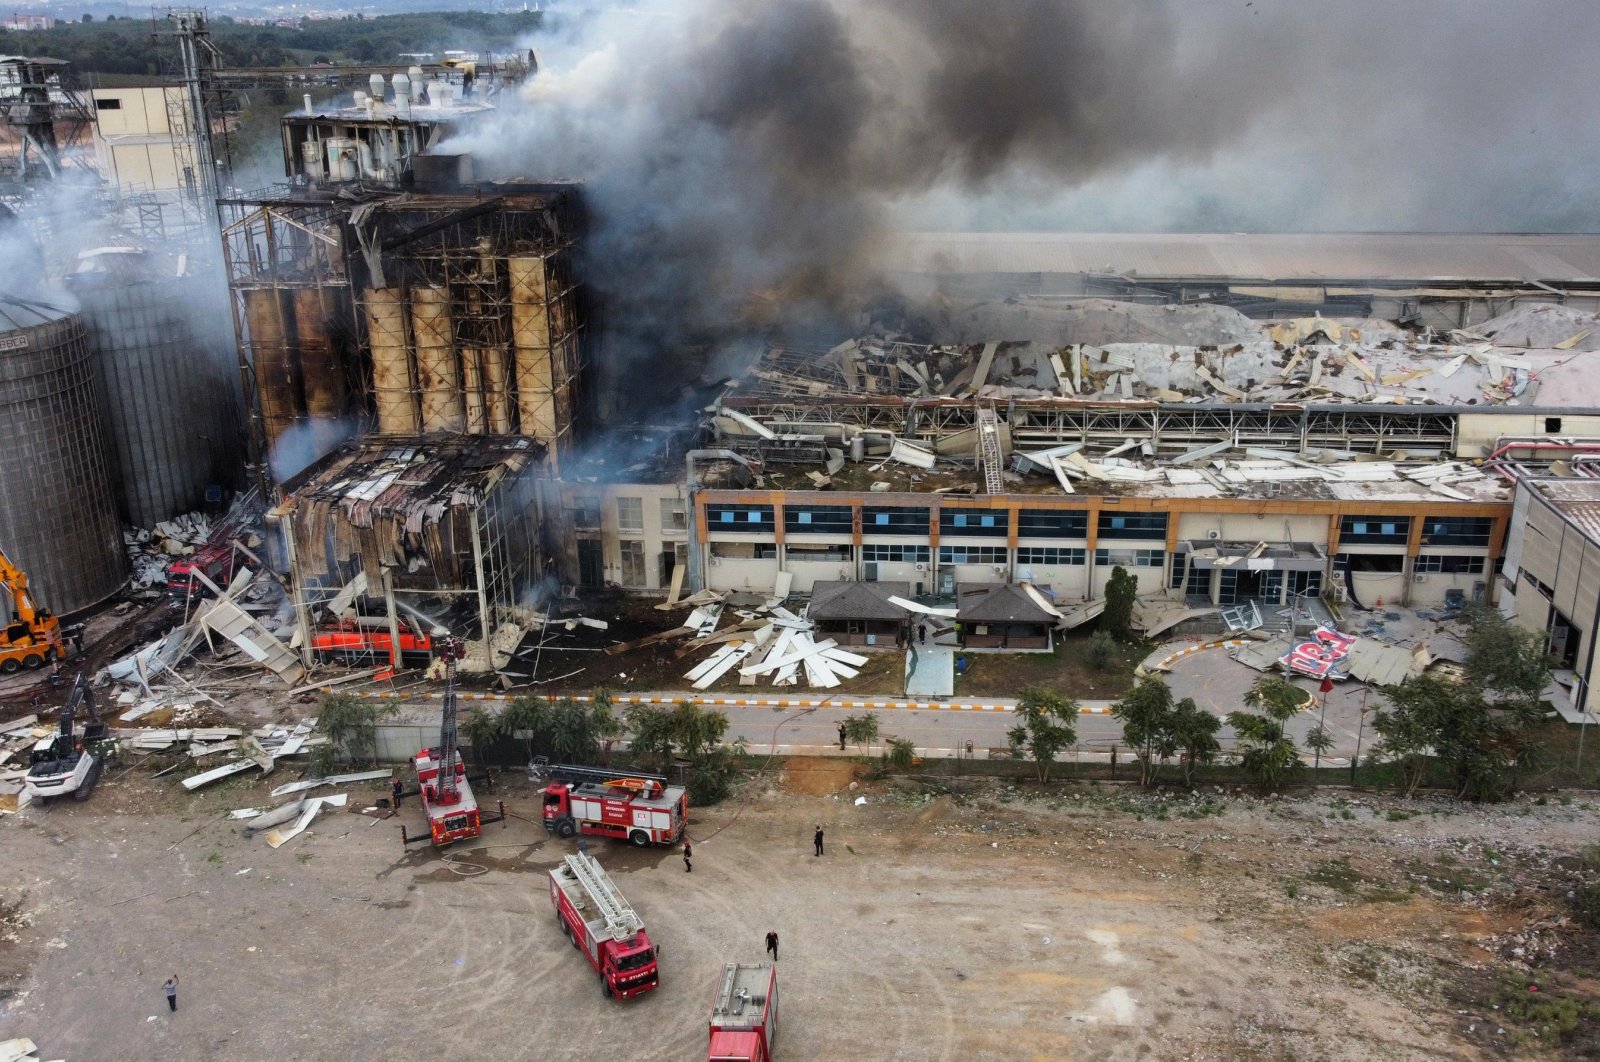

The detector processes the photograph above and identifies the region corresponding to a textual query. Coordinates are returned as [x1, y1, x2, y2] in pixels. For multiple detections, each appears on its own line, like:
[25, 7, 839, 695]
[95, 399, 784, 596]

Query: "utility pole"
[1349, 685, 1370, 786]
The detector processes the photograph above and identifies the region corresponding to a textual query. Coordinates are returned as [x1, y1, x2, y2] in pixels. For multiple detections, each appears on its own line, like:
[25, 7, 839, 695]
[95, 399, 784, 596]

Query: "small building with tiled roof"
[807, 580, 910, 648]
[956, 583, 1056, 650]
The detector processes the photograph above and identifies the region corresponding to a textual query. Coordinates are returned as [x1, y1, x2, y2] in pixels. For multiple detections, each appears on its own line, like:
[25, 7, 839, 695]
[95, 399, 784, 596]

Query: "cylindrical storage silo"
[68, 269, 245, 529]
[365, 287, 419, 434]
[0, 300, 128, 613]
[409, 285, 463, 432]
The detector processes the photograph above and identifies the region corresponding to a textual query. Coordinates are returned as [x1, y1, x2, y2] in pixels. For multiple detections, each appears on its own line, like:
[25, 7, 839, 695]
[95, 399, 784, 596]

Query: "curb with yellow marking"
[327, 689, 1117, 714]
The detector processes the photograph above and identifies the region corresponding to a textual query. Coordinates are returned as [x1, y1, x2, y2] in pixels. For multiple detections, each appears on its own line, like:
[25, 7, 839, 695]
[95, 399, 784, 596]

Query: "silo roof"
[0, 295, 73, 332]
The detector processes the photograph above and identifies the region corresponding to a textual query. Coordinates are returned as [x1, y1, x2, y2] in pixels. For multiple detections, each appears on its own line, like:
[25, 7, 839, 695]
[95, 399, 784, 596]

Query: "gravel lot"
[2, 760, 1598, 1060]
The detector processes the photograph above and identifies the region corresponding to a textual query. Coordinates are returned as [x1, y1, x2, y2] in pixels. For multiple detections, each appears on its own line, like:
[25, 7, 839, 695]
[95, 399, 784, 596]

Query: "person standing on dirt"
[814, 826, 825, 857]
[765, 930, 779, 961]
[163, 974, 179, 1013]
[683, 840, 693, 873]
[837, 723, 846, 750]
[390, 776, 404, 808]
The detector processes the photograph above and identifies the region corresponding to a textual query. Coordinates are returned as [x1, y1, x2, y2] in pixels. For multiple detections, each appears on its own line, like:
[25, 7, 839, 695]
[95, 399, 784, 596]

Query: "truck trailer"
[708, 962, 779, 1062]
[548, 851, 661, 999]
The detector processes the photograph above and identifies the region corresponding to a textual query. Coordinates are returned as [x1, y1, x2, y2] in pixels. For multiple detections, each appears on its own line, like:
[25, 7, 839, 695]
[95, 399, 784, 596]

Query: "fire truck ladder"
[436, 637, 467, 803]
[566, 852, 645, 938]
[976, 404, 1005, 495]
[532, 760, 668, 791]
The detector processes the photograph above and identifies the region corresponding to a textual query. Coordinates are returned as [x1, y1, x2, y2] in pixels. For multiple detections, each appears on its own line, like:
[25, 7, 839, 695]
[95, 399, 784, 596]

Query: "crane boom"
[0, 544, 45, 625]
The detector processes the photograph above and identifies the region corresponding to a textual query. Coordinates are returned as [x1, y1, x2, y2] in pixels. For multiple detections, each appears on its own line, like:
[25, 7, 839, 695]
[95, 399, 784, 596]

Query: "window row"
[1414, 554, 1486, 574]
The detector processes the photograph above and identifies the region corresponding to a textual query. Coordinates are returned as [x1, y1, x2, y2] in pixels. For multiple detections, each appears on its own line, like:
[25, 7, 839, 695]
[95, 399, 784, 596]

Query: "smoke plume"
[450, 0, 1600, 404]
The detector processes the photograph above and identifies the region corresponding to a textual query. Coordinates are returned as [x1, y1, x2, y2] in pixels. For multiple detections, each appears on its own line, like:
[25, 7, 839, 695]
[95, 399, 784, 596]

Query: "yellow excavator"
[0, 544, 63, 674]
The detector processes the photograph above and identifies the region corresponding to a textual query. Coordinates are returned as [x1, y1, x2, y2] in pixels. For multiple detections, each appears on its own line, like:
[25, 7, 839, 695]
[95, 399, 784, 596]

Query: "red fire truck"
[533, 762, 687, 847]
[548, 851, 661, 999]
[166, 544, 239, 601]
[708, 962, 779, 1062]
[311, 615, 435, 668]
[401, 637, 504, 847]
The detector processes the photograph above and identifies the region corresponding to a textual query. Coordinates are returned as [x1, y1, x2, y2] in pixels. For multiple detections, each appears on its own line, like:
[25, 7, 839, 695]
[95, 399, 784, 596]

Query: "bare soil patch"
[2, 769, 1598, 1060]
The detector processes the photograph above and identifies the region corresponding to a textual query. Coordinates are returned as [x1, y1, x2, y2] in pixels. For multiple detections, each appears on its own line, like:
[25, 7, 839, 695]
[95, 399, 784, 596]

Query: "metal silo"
[0, 297, 127, 614]
[68, 254, 244, 528]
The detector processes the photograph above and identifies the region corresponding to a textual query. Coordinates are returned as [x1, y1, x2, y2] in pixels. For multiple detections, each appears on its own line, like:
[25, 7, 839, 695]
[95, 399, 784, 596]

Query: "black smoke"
[450, 0, 1600, 406]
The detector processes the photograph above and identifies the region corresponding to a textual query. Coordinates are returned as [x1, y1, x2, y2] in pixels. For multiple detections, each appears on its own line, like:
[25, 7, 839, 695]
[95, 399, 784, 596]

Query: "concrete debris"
[270, 769, 392, 798]
[1479, 304, 1600, 351]
[180, 758, 258, 791]
[677, 596, 872, 691]
[236, 796, 307, 831]
[264, 794, 348, 849]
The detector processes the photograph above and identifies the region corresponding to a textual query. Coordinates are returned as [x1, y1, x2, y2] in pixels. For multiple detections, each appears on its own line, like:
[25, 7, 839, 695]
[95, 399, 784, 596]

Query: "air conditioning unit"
[1328, 585, 1348, 603]
[1206, 530, 1223, 541]
[992, 564, 1007, 575]
[914, 562, 928, 572]
[1413, 573, 1428, 583]
[708, 556, 721, 566]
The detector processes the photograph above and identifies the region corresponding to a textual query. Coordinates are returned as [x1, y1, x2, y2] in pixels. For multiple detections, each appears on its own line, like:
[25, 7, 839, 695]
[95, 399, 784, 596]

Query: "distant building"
[2, 14, 56, 31]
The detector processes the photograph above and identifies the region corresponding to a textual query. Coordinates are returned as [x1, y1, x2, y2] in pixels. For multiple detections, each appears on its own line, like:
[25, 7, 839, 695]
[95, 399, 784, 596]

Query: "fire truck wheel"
[21, 652, 43, 670]
[628, 829, 650, 848]
[601, 979, 613, 999]
[555, 818, 577, 839]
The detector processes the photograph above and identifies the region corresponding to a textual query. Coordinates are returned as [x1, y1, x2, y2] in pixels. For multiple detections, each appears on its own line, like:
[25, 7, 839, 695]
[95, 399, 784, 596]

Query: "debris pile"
[639, 587, 871, 691]
[0, 714, 44, 813]
[124, 511, 213, 590]
[1478, 303, 1600, 351]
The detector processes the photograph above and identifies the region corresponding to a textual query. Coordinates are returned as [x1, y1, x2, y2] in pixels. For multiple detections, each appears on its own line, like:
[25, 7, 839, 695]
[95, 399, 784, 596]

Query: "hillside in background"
[8, 10, 546, 78]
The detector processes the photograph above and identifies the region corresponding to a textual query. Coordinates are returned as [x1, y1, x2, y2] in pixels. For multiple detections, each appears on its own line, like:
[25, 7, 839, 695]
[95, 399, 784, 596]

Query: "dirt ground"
[3, 762, 1599, 1060]
[955, 629, 1144, 699]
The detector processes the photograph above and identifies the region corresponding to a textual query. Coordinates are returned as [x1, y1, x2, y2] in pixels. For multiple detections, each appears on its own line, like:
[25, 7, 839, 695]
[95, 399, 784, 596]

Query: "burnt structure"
[220, 86, 587, 488]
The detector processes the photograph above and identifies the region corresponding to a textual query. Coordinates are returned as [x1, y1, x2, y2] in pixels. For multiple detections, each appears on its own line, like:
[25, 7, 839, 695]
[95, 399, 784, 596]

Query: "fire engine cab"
[533, 762, 687, 847]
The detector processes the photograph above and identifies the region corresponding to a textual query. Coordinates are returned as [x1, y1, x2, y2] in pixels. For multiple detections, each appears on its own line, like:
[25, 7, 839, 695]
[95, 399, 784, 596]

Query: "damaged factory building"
[219, 80, 1600, 708]
[221, 81, 587, 668]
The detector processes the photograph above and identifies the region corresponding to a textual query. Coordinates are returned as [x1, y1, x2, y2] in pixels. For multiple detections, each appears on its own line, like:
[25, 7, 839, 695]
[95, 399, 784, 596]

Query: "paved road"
[357, 641, 1384, 760]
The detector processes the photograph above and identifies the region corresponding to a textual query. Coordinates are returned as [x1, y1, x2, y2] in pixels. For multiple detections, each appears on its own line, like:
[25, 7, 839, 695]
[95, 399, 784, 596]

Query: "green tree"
[500, 695, 551, 764]
[842, 712, 880, 753]
[1169, 697, 1221, 787]
[1371, 674, 1453, 796]
[460, 705, 502, 767]
[1086, 629, 1117, 671]
[625, 702, 677, 769]
[1007, 687, 1080, 782]
[1102, 566, 1138, 641]
[624, 699, 739, 804]
[1112, 676, 1175, 787]
[1373, 609, 1552, 802]
[1230, 676, 1305, 792]
[670, 700, 729, 760]
[885, 736, 917, 772]
[1304, 725, 1335, 775]
[547, 696, 613, 764]
[316, 692, 394, 766]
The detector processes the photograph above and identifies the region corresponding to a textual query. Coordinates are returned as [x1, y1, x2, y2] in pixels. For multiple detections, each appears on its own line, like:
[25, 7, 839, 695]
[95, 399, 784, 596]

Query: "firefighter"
[765, 930, 779, 962]
[683, 840, 693, 874]
[837, 723, 846, 750]
[390, 776, 404, 808]
[813, 826, 825, 857]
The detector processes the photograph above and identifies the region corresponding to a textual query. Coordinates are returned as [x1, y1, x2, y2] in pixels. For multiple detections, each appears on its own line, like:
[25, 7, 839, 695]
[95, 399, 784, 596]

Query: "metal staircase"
[976, 405, 1004, 494]
[566, 852, 645, 939]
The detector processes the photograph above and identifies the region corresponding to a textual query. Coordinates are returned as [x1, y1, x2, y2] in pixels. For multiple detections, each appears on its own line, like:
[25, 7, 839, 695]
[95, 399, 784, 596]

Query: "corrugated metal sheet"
[0, 303, 128, 612]
[69, 273, 244, 528]
[887, 232, 1600, 283]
